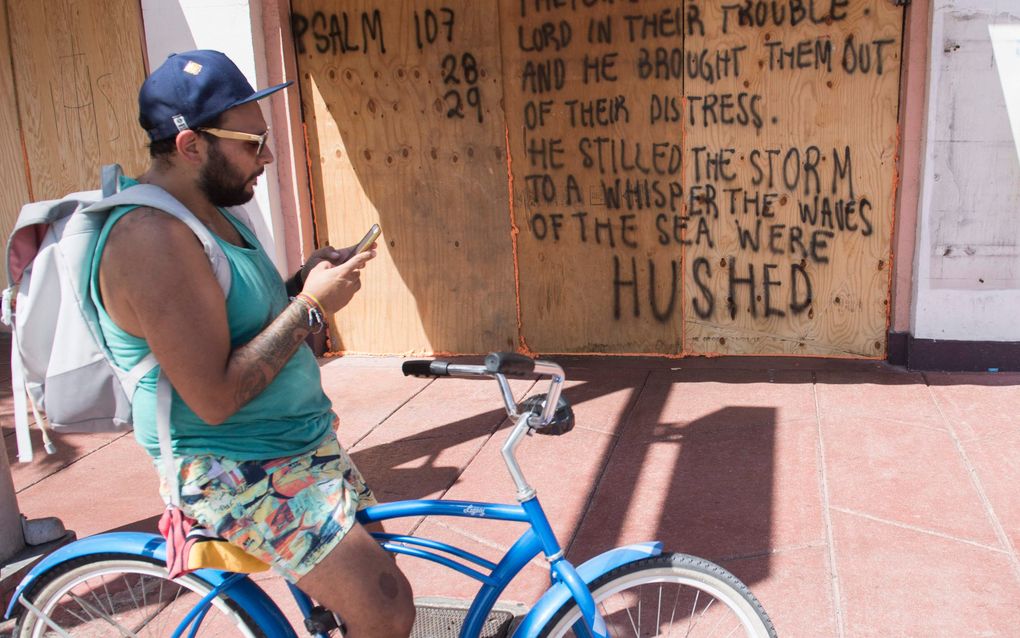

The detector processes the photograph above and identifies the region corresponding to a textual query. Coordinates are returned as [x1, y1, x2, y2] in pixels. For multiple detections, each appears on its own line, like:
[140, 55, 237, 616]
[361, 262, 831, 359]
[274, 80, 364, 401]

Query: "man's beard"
[198, 142, 261, 207]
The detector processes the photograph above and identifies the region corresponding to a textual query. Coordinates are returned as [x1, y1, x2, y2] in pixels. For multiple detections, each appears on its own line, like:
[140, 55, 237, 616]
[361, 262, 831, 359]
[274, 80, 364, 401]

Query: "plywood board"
[499, 0, 686, 354]
[7, 0, 149, 201]
[296, 0, 901, 357]
[0, 0, 30, 287]
[499, 0, 900, 356]
[292, 0, 518, 354]
[681, 1, 901, 357]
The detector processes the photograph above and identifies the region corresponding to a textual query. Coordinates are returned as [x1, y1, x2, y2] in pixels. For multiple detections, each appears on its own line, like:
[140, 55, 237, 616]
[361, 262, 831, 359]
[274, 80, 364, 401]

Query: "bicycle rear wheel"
[539, 553, 777, 637]
[13, 553, 265, 637]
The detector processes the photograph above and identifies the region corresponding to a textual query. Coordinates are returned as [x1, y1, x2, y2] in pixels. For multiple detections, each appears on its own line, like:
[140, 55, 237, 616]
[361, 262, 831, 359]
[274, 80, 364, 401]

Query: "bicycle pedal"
[304, 605, 346, 636]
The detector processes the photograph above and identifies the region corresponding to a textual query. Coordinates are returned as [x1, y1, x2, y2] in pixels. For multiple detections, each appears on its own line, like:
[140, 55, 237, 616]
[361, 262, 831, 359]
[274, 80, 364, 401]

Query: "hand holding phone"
[354, 224, 381, 254]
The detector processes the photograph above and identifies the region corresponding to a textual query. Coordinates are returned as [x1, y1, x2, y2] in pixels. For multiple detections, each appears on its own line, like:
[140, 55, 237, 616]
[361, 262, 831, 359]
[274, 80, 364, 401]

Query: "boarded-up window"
[293, 0, 902, 357]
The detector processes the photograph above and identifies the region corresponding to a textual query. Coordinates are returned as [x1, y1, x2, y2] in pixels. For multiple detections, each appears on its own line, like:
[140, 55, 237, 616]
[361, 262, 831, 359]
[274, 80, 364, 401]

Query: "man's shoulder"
[107, 205, 202, 245]
[103, 205, 209, 271]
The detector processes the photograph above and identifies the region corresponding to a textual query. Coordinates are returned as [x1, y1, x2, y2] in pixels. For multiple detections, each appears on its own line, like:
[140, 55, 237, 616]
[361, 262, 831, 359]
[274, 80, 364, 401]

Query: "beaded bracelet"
[292, 293, 324, 334]
[300, 291, 324, 313]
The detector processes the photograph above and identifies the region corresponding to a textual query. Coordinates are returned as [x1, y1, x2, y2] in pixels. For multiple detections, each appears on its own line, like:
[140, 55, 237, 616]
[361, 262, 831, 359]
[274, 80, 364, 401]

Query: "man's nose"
[260, 143, 274, 164]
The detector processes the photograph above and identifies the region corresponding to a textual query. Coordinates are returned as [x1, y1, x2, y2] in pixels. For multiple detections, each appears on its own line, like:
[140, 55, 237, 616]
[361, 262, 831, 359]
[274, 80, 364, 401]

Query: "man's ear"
[174, 130, 204, 165]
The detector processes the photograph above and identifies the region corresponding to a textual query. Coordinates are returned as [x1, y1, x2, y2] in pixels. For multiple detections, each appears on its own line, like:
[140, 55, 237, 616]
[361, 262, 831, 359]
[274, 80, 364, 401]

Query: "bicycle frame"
[5, 355, 665, 638]
[357, 496, 590, 638]
[286, 490, 661, 638]
[4, 511, 661, 638]
[288, 382, 661, 638]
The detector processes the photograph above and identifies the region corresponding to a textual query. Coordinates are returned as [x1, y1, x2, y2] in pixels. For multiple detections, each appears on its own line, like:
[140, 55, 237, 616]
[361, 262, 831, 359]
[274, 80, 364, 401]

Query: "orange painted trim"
[329, 348, 883, 360]
[663, 347, 885, 361]
[885, 123, 903, 351]
[679, 94, 689, 357]
[301, 121, 321, 248]
[420, 349, 880, 361]
[504, 124, 534, 357]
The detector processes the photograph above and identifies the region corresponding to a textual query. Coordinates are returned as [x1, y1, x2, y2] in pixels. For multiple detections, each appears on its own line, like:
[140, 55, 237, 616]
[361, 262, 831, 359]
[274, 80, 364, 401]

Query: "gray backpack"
[2, 165, 249, 462]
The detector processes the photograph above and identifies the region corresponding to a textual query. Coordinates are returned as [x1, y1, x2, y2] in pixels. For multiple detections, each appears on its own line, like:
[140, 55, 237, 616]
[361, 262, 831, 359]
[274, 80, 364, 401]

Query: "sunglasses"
[197, 127, 270, 155]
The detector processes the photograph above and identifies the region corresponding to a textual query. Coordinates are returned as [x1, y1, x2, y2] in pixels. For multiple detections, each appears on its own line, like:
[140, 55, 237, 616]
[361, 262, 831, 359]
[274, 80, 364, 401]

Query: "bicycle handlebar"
[483, 352, 535, 377]
[401, 352, 568, 501]
[401, 352, 565, 425]
[401, 359, 455, 377]
[402, 352, 562, 381]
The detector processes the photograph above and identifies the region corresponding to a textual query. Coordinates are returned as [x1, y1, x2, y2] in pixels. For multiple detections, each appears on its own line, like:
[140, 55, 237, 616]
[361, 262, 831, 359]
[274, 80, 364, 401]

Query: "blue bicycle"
[6, 353, 777, 637]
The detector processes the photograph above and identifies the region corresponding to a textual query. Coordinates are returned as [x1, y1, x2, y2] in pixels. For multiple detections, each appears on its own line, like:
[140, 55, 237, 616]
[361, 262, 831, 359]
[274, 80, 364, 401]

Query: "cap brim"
[234, 80, 293, 108]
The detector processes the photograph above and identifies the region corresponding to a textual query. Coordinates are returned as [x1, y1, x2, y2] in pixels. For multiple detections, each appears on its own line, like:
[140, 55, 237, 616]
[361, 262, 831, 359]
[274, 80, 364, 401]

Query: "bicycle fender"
[4, 532, 159, 619]
[4, 532, 297, 637]
[511, 541, 662, 638]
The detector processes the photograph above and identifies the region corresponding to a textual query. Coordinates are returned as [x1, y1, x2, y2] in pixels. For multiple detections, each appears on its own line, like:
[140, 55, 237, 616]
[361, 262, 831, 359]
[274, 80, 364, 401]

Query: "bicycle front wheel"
[539, 553, 777, 637]
[13, 553, 265, 637]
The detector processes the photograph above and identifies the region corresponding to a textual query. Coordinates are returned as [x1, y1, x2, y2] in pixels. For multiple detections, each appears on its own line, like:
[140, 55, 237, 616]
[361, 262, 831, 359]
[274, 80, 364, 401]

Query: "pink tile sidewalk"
[3, 352, 1020, 637]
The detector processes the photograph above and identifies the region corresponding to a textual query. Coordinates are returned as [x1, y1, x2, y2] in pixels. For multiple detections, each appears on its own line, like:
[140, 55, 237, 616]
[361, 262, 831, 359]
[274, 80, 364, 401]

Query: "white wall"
[913, 1, 1020, 341]
[139, 0, 289, 273]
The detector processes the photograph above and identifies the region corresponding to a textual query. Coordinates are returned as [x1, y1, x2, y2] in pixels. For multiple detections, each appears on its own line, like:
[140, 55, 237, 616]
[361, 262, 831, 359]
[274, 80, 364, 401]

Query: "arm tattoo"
[230, 301, 311, 409]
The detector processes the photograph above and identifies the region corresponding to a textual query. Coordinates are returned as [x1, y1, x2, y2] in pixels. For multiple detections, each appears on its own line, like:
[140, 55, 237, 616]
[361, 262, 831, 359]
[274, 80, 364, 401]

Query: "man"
[92, 50, 414, 637]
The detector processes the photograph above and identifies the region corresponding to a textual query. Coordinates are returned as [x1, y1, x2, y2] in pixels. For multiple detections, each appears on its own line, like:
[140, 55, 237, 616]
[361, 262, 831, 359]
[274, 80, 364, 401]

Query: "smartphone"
[354, 224, 381, 254]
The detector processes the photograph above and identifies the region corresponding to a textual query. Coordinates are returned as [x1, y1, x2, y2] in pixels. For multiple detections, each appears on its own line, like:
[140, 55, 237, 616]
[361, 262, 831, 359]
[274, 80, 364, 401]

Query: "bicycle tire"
[12, 553, 267, 638]
[538, 553, 777, 637]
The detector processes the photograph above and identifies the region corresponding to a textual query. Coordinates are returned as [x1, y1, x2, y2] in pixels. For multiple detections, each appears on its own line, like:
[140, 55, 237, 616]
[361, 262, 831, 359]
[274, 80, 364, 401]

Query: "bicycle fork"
[519, 496, 607, 638]
[549, 559, 608, 638]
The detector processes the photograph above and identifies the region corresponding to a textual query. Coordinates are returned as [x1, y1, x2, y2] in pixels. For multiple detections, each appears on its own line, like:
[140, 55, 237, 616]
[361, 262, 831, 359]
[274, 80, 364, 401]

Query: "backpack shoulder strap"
[83, 186, 236, 489]
[82, 185, 233, 296]
[156, 371, 179, 505]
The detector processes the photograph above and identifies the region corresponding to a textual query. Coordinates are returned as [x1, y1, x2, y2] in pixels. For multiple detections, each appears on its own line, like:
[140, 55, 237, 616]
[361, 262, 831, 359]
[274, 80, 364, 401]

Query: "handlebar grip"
[401, 360, 451, 377]
[484, 352, 535, 377]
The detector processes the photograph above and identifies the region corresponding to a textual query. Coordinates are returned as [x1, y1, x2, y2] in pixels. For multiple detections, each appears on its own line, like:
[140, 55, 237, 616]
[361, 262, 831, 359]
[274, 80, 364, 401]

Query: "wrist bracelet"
[291, 294, 324, 334]
[301, 291, 324, 313]
[294, 292, 324, 314]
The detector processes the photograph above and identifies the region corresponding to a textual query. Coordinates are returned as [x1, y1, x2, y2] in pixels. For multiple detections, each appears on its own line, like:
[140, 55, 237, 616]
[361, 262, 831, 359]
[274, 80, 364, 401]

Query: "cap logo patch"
[172, 114, 189, 131]
[183, 61, 203, 75]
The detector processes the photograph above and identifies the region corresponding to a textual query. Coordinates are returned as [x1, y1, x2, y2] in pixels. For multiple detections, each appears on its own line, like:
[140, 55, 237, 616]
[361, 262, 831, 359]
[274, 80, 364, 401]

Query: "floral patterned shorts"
[160, 434, 377, 582]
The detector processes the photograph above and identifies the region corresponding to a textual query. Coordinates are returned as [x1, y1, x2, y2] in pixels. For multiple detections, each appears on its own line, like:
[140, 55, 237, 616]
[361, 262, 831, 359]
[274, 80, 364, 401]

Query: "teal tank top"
[89, 185, 333, 461]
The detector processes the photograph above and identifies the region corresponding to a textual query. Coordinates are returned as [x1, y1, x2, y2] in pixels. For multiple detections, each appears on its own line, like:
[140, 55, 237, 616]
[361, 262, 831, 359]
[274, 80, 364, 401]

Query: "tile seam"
[829, 505, 1012, 555]
[813, 373, 846, 638]
[922, 376, 1020, 583]
[814, 412, 951, 432]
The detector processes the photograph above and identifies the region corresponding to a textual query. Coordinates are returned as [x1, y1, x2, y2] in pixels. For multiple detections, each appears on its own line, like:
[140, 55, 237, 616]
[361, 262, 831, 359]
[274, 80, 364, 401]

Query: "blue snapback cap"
[139, 49, 292, 141]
